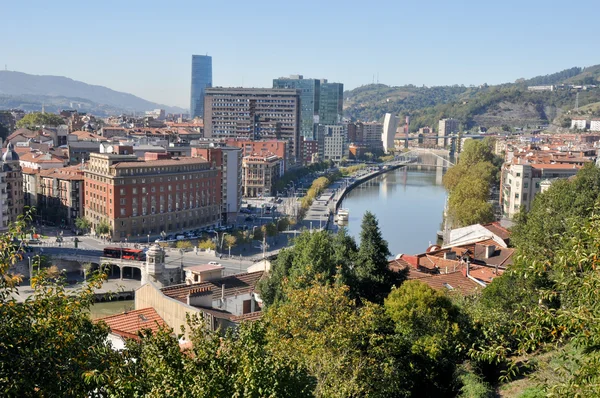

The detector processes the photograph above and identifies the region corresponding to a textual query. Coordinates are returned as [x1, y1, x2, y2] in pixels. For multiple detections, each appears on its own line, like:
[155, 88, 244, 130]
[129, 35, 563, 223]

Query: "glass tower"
[190, 55, 213, 119]
[273, 76, 320, 140]
[318, 82, 344, 126]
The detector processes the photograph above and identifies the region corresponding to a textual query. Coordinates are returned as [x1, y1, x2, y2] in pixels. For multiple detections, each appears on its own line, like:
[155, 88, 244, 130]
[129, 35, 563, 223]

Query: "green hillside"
[344, 64, 600, 131]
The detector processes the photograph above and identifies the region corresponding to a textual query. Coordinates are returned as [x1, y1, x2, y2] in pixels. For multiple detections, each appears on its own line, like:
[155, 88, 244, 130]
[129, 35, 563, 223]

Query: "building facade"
[84, 152, 222, 241]
[382, 113, 399, 153]
[301, 138, 319, 164]
[317, 125, 348, 162]
[591, 119, 600, 132]
[190, 55, 213, 119]
[438, 118, 459, 147]
[203, 88, 301, 162]
[318, 81, 344, 126]
[1, 144, 24, 228]
[242, 153, 281, 198]
[38, 166, 84, 228]
[571, 118, 588, 130]
[273, 75, 320, 139]
[224, 138, 288, 173]
[501, 163, 581, 219]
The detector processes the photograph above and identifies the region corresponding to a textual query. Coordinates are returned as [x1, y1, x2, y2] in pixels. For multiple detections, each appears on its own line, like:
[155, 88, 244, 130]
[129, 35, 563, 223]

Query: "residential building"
[192, 144, 243, 226]
[190, 55, 213, 119]
[383, 113, 399, 153]
[225, 138, 288, 173]
[273, 75, 320, 139]
[203, 88, 301, 162]
[68, 141, 102, 165]
[527, 85, 555, 91]
[241, 153, 282, 197]
[317, 125, 348, 162]
[84, 151, 222, 241]
[501, 162, 582, 218]
[571, 118, 588, 130]
[19, 151, 66, 170]
[363, 122, 383, 150]
[301, 138, 319, 164]
[38, 165, 85, 228]
[591, 119, 600, 132]
[438, 118, 459, 147]
[135, 270, 264, 335]
[318, 80, 344, 126]
[1, 144, 24, 228]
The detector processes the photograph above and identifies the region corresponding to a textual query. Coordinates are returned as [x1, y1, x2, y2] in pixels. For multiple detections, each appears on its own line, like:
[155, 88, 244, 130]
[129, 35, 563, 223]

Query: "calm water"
[339, 167, 447, 256]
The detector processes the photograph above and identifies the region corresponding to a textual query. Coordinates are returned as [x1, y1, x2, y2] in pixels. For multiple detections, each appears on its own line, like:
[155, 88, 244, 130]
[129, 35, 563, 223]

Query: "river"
[339, 167, 447, 257]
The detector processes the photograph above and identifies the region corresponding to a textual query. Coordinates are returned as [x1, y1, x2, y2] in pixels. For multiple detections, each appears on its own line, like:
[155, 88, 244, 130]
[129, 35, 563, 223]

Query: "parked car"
[208, 261, 220, 266]
[176, 235, 185, 241]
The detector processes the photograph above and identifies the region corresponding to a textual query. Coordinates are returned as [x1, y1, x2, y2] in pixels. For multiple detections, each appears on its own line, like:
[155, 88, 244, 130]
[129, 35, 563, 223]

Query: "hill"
[344, 64, 600, 131]
[0, 71, 186, 115]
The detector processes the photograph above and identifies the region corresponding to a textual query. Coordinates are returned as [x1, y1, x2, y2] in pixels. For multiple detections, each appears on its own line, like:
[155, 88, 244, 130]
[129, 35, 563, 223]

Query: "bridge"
[391, 149, 455, 169]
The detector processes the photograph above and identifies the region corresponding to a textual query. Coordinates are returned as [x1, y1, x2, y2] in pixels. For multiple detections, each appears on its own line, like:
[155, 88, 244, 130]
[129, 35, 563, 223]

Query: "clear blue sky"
[2, 0, 598, 109]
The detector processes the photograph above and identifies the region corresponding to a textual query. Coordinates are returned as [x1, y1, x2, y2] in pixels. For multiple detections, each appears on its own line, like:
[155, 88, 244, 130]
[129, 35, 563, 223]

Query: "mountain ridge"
[0, 71, 186, 115]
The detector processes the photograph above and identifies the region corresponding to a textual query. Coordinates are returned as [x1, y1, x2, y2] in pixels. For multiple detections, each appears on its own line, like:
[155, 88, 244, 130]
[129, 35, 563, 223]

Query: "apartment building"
[84, 151, 222, 241]
[570, 118, 588, 130]
[301, 138, 319, 164]
[241, 153, 281, 198]
[203, 88, 301, 162]
[501, 162, 582, 218]
[317, 125, 349, 162]
[590, 119, 600, 132]
[224, 138, 287, 173]
[438, 118, 459, 147]
[38, 165, 85, 227]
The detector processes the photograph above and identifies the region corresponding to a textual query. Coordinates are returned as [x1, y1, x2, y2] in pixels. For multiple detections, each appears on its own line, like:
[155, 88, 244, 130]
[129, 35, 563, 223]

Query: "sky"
[2, 0, 599, 109]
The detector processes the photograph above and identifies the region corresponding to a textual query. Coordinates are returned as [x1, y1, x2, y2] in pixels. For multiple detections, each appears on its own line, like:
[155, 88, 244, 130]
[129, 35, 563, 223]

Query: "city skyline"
[2, 0, 599, 109]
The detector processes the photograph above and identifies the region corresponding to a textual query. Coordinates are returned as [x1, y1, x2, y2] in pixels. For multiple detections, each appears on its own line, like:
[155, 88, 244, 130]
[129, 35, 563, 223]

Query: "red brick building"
[301, 138, 319, 164]
[225, 138, 288, 172]
[84, 151, 222, 241]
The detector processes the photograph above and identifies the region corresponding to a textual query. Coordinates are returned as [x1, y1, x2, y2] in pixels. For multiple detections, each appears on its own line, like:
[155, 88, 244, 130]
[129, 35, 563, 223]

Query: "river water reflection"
[339, 168, 447, 257]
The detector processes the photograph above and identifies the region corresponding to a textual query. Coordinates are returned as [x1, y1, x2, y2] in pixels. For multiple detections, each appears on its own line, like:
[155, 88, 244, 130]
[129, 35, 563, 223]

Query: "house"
[447, 221, 511, 248]
[135, 271, 264, 337]
[95, 307, 167, 350]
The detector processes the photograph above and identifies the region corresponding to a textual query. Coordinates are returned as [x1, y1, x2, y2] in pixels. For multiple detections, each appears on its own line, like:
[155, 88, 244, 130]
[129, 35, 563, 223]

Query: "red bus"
[103, 247, 146, 261]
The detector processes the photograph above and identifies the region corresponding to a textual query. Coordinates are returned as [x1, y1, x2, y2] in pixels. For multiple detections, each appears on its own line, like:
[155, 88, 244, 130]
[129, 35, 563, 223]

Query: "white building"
[317, 125, 348, 162]
[527, 85, 554, 91]
[590, 119, 600, 132]
[501, 162, 581, 219]
[438, 118, 459, 147]
[382, 113, 399, 153]
[571, 118, 588, 130]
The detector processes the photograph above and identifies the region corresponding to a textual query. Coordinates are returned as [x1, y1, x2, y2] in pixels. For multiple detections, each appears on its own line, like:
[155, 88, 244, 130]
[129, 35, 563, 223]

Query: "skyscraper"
[190, 55, 212, 119]
[273, 75, 320, 140]
[318, 80, 343, 126]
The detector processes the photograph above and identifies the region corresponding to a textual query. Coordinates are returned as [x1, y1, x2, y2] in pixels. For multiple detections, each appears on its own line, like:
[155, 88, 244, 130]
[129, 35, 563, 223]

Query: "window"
[535, 182, 540, 189]
[120, 208, 126, 216]
[151, 187, 156, 192]
[523, 193, 528, 201]
[515, 193, 520, 199]
[120, 188, 125, 195]
[524, 182, 529, 189]
[120, 198, 126, 205]
[133, 188, 137, 194]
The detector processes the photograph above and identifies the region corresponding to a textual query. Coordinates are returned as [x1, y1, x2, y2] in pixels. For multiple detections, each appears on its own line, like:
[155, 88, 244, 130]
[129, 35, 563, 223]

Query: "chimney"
[443, 251, 456, 260]
[485, 245, 496, 259]
[466, 259, 471, 276]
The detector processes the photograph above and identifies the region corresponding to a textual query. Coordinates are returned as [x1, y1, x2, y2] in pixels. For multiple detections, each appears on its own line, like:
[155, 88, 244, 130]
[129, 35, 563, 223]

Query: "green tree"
[385, 281, 472, 396]
[16, 112, 65, 129]
[96, 220, 111, 237]
[265, 283, 413, 398]
[277, 217, 290, 232]
[176, 240, 193, 250]
[0, 123, 9, 141]
[353, 211, 401, 303]
[0, 213, 117, 396]
[198, 239, 216, 251]
[75, 216, 90, 233]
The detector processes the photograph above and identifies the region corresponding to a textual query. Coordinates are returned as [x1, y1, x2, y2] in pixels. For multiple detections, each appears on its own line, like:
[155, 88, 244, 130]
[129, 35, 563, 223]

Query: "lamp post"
[147, 234, 150, 244]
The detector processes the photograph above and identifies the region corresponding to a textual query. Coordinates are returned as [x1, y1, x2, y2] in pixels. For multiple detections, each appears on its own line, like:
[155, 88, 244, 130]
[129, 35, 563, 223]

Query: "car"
[154, 238, 164, 243]
[208, 261, 220, 266]
[176, 235, 185, 241]
[245, 216, 253, 221]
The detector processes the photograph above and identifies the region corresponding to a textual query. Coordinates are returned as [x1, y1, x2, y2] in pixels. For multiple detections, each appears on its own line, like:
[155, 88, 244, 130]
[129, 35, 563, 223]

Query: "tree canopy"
[16, 112, 65, 129]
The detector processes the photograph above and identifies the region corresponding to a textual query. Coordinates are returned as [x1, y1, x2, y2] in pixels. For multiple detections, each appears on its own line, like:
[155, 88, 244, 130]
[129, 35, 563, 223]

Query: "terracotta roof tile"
[408, 270, 482, 295]
[161, 271, 264, 303]
[96, 307, 167, 338]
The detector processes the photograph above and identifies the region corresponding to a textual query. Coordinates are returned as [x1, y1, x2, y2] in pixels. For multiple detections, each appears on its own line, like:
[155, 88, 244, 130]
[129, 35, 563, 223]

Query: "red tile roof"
[407, 270, 482, 295]
[161, 271, 264, 302]
[96, 307, 167, 338]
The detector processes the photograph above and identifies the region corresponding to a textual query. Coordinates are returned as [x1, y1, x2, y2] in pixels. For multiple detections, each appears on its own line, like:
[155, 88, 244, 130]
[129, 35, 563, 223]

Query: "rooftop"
[95, 307, 167, 339]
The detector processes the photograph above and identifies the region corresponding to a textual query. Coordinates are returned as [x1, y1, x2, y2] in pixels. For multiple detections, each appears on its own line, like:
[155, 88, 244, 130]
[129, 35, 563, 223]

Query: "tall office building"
[318, 80, 344, 126]
[273, 75, 320, 140]
[203, 88, 301, 162]
[190, 55, 213, 119]
[382, 114, 399, 153]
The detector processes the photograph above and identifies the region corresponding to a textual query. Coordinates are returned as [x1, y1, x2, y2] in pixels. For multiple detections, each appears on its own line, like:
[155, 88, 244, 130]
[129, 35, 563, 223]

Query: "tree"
[198, 239, 216, 251]
[384, 281, 472, 396]
[265, 283, 413, 397]
[252, 226, 264, 242]
[0, 213, 117, 396]
[176, 240, 193, 250]
[264, 222, 278, 238]
[16, 112, 65, 129]
[96, 220, 111, 237]
[277, 217, 290, 232]
[0, 123, 9, 141]
[223, 234, 237, 257]
[75, 217, 90, 233]
[353, 211, 401, 303]
[99, 318, 314, 397]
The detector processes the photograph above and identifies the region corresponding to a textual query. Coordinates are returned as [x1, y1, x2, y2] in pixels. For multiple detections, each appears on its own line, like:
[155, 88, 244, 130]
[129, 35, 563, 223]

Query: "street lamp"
[147, 234, 150, 244]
